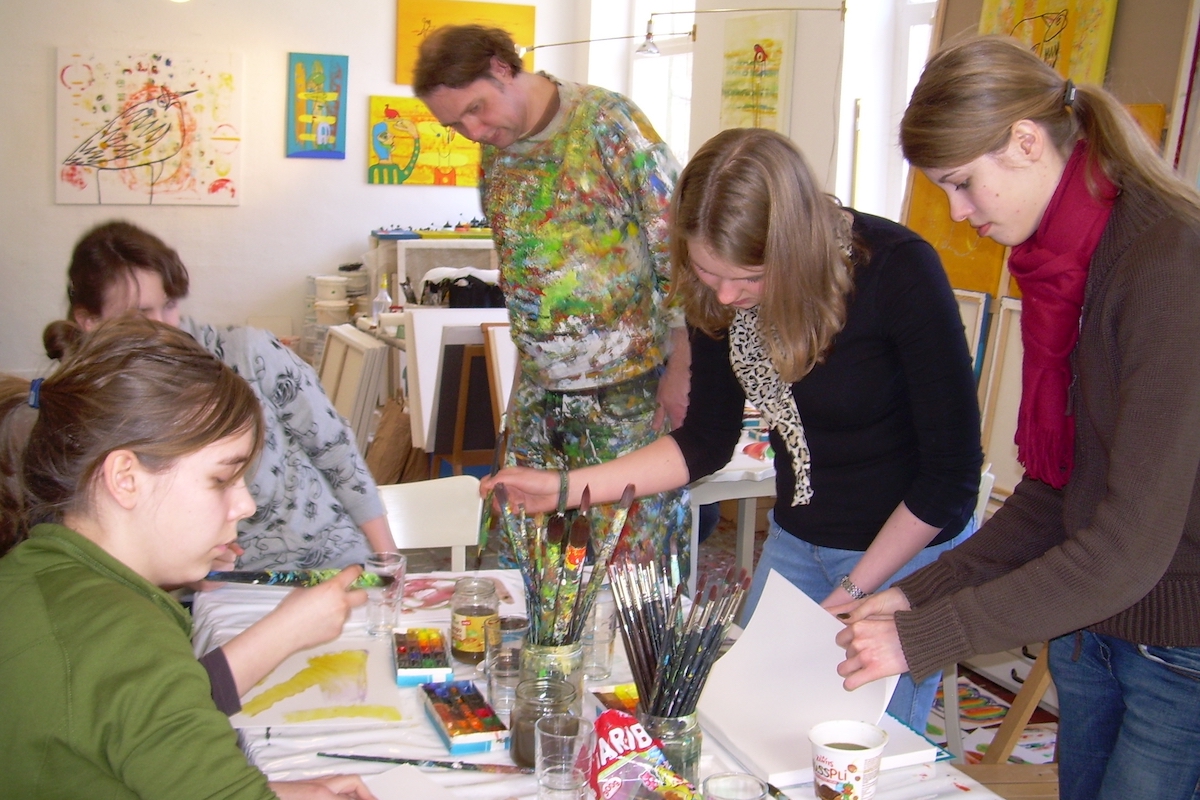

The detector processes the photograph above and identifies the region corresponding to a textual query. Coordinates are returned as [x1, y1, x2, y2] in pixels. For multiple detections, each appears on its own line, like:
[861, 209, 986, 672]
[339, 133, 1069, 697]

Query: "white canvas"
[698, 571, 940, 786]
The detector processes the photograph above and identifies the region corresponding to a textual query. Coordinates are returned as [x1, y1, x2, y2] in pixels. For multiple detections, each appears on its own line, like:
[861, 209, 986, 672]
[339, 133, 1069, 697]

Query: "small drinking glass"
[581, 596, 616, 681]
[486, 646, 523, 723]
[535, 714, 595, 800]
[364, 552, 406, 636]
[702, 772, 769, 800]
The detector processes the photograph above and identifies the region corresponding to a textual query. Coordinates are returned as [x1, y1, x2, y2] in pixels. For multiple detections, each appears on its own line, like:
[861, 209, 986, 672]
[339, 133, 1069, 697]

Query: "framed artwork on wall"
[718, 12, 795, 134]
[56, 48, 242, 205]
[286, 53, 348, 159]
[395, 0, 535, 85]
[367, 96, 481, 186]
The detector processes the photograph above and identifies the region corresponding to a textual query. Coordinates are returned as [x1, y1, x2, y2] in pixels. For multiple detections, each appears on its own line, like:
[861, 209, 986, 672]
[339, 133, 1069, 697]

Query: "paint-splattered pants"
[501, 367, 691, 580]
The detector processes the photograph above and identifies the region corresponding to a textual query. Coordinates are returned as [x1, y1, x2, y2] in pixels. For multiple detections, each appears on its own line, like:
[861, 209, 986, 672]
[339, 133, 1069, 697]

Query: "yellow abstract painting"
[979, 0, 1119, 84]
[367, 96, 481, 187]
[231, 640, 402, 729]
[719, 12, 795, 134]
[396, 0, 536, 85]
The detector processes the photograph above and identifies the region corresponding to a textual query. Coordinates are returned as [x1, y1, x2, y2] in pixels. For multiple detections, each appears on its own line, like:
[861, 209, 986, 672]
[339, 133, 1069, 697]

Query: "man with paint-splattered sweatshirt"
[415, 25, 691, 575]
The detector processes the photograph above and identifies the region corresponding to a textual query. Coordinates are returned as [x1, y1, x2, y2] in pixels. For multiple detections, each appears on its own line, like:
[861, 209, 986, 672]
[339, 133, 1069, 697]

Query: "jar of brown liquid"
[450, 577, 498, 664]
[509, 677, 577, 768]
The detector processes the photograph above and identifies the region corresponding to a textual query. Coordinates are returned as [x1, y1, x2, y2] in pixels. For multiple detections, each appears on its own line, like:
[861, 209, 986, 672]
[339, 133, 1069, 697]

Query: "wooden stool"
[956, 644, 1058, 799]
[431, 343, 495, 476]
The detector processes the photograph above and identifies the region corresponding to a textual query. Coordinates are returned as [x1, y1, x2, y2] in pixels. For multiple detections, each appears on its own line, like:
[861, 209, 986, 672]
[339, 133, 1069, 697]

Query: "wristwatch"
[840, 575, 869, 600]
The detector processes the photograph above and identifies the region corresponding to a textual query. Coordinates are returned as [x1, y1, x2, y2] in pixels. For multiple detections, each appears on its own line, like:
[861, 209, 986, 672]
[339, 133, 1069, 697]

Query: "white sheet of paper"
[698, 570, 936, 786]
[363, 764, 458, 799]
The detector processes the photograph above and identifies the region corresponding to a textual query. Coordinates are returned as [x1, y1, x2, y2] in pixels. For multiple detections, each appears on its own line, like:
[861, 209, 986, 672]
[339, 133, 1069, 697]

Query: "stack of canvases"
[317, 324, 389, 453]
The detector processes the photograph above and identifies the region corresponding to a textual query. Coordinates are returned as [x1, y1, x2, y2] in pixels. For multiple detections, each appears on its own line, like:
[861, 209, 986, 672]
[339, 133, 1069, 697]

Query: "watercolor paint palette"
[420, 680, 510, 755]
[393, 628, 453, 686]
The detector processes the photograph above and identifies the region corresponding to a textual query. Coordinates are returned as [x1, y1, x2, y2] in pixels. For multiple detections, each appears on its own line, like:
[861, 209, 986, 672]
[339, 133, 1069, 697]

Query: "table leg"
[734, 498, 758, 576]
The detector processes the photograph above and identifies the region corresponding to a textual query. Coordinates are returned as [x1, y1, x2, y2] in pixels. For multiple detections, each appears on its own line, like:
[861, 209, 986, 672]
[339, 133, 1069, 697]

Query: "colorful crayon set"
[393, 628, 453, 686]
[420, 680, 510, 754]
[491, 483, 637, 646]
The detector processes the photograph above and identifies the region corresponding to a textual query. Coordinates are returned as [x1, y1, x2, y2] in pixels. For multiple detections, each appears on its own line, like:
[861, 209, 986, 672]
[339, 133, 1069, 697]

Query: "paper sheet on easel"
[698, 570, 936, 786]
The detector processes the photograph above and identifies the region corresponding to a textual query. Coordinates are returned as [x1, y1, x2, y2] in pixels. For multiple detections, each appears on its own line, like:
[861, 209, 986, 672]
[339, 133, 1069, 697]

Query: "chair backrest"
[377, 475, 482, 571]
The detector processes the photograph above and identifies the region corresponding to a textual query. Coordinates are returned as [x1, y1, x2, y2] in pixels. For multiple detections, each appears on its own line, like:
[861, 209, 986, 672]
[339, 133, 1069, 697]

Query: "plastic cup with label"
[808, 720, 888, 800]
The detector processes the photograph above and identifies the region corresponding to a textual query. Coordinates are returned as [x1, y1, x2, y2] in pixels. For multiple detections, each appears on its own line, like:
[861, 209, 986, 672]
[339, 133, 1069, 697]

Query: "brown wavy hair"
[671, 128, 855, 383]
[412, 25, 524, 97]
[45, 221, 190, 361]
[902, 36, 1200, 221]
[11, 315, 263, 538]
[0, 377, 37, 554]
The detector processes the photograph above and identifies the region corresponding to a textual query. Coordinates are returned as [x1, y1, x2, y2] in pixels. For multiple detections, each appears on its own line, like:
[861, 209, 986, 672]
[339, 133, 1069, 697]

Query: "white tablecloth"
[192, 571, 1004, 800]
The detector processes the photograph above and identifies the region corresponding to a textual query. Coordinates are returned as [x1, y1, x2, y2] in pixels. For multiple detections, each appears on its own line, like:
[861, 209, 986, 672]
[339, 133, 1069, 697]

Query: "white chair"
[377, 475, 482, 571]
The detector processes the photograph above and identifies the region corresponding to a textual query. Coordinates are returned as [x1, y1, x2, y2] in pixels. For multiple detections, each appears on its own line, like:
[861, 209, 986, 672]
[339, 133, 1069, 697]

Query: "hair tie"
[28, 377, 44, 409]
[1063, 79, 1077, 109]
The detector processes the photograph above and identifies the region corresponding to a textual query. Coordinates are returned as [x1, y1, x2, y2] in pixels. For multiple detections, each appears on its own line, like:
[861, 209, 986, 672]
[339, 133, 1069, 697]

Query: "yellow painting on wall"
[367, 96, 481, 186]
[396, 0, 536, 86]
[979, 0, 1119, 84]
[904, 171, 1010, 296]
[719, 12, 795, 134]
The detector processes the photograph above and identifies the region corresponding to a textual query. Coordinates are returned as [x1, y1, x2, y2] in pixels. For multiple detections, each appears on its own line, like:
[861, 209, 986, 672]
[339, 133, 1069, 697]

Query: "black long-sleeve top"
[671, 211, 983, 551]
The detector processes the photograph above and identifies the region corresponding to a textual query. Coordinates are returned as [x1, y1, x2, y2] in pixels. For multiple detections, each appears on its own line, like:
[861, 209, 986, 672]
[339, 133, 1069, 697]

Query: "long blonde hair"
[671, 128, 855, 383]
[902, 35, 1200, 220]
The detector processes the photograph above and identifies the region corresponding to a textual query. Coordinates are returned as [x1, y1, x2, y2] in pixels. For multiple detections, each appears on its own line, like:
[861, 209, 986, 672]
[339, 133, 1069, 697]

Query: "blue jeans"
[739, 514, 976, 733]
[1050, 631, 1200, 800]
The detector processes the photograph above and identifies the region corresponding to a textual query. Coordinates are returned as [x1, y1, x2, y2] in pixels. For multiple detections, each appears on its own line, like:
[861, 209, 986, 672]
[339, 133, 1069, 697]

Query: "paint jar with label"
[509, 677, 577, 769]
[639, 711, 701, 787]
[450, 577, 498, 664]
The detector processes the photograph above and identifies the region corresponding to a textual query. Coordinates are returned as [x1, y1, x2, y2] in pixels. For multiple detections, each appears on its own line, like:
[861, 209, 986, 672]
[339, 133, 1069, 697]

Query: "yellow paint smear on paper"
[283, 705, 403, 723]
[243, 650, 369, 716]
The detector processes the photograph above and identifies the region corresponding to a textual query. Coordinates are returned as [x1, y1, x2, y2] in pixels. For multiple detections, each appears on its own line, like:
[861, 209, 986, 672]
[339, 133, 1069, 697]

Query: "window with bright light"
[630, 0, 695, 163]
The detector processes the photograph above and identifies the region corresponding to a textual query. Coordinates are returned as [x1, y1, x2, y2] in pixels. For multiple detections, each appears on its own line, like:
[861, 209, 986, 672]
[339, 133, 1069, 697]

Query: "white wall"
[0, 0, 578, 376]
[835, 0, 895, 214]
[689, 0, 847, 191]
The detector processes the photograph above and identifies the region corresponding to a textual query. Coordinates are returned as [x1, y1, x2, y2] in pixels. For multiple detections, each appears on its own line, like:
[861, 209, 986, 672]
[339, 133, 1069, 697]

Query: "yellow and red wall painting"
[367, 96, 481, 186]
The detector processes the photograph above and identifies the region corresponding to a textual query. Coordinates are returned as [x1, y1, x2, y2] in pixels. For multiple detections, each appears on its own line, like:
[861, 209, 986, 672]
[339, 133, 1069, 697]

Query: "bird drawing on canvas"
[62, 85, 196, 203]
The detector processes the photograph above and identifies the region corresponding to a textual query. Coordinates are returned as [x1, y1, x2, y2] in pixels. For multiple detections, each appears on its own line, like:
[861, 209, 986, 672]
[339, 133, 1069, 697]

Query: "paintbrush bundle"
[610, 556, 749, 717]
[492, 483, 636, 645]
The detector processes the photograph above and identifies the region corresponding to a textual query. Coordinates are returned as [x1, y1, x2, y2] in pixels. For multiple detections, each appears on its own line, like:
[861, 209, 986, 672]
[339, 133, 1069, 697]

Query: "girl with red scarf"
[836, 36, 1200, 800]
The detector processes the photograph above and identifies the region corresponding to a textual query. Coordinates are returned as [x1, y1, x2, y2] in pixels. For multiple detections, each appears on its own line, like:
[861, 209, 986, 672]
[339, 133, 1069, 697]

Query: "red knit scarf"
[1007, 141, 1117, 488]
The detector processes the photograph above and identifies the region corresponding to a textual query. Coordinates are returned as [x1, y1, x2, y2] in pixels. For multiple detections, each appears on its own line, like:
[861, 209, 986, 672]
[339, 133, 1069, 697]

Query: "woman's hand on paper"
[267, 566, 368, 652]
[832, 587, 911, 691]
[827, 586, 911, 620]
[270, 774, 377, 799]
[481, 467, 560, 514]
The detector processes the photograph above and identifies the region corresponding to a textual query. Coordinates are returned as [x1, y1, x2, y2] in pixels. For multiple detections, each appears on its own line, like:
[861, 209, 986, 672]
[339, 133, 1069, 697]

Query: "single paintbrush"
[569, 483, 636, 641]
[205, 570, 389, 589]
[550, 487, 591, 643]
[316, 752, 532, 774]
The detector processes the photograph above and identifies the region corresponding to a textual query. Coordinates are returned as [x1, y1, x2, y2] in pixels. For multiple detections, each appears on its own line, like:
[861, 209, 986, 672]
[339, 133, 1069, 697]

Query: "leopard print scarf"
[729, 307, 813, 506]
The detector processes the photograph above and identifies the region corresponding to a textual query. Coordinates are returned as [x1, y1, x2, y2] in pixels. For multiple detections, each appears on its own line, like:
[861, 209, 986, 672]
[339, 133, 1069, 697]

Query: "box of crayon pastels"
[420, 680, 510, 754]
[393, 628, 453, 686]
